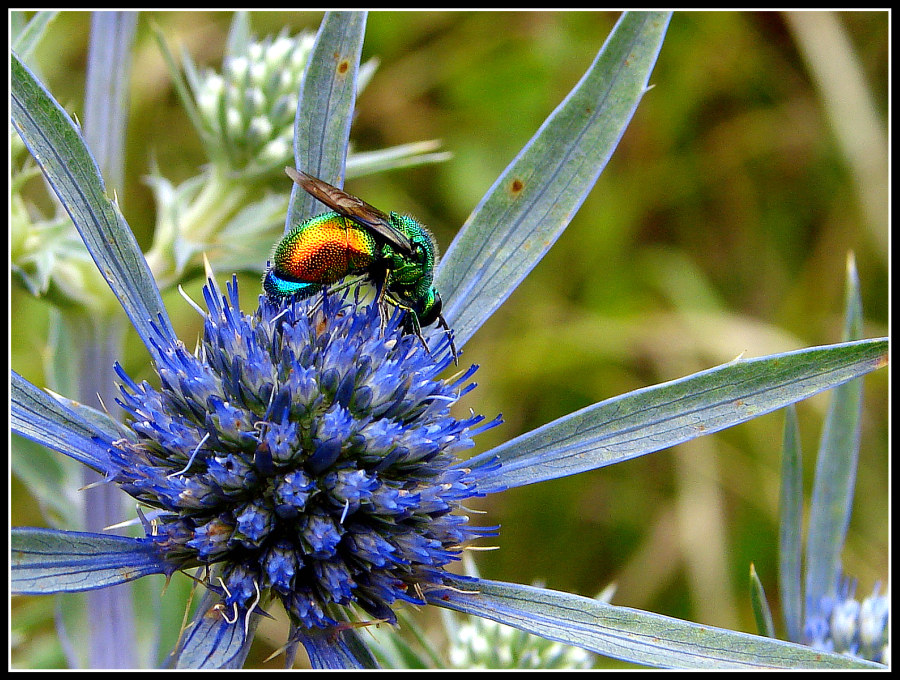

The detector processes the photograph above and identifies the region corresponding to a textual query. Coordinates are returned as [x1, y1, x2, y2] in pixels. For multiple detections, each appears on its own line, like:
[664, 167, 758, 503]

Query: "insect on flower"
[264, 168, 458, 363]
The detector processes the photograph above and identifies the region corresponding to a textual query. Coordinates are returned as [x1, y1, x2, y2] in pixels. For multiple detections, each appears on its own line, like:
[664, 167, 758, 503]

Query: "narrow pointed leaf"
[51, 391, 134, 442]
[84, 11, 137, 191]
[778, 405, 804, 642]
[225, 10, 251, 56]
[436, 12, 671, 348]
[468, 339, 888, 493]
[427, 576, 879, 668]
[804, 255, 865, 615]
[288, 11, 367, 227]
[175, 588, 258, 669]
[749, 564, 776, 638]
[11, 370, 114, 472]
[10, 52, 177, 356]
[295, 625, 379, 669]
[11, 527, 168, 594]
[346, 140, 452, 178]
[151, 27, 209, 151]
[11, 10, 58, 62]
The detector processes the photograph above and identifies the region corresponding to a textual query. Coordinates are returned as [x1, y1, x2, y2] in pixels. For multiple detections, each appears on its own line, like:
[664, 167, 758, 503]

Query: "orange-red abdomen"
[272, 212, 379, 285]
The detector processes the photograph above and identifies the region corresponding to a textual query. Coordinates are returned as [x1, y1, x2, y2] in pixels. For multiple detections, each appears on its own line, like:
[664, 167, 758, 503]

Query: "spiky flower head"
[804, 579, 890, 664]
[192, 32, 315, 173]
[108, 278, 498, 629]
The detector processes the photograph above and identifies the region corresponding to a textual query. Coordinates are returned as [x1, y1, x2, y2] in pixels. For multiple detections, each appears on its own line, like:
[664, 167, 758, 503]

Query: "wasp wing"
[286, 167, 415, 254]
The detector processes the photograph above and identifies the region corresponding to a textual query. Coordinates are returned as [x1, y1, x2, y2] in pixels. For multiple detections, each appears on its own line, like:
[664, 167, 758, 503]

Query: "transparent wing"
[285, 167, 414, 253]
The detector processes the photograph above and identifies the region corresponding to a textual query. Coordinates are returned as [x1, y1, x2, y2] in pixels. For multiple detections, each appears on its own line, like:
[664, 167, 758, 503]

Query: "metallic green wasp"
[265, 168, 457, 362]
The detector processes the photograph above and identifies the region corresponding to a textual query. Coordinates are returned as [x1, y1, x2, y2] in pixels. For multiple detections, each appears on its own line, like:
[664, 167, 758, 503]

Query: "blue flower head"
[11, 11, 887, 670]
[803, 578, 889, 664]
[109, 278, 499, 629]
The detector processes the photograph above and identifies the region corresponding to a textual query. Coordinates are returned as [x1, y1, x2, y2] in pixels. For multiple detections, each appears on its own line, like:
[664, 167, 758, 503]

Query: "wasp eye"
[418, 290, 442, 327]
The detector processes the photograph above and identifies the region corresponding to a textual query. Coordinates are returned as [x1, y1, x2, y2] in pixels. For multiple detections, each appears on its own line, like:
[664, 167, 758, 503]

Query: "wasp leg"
[371, 267, 393, 338]
[437, 314, 459, 366]
[308, 285, 328, 315]
[400, 304, 434, 359]
[383, 293, 458, 365]
[315, 274, 367, 299]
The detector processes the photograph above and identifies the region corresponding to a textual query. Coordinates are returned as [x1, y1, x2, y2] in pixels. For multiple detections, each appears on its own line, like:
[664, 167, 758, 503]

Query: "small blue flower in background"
[803, 580, 889, 663]
[747, 255, 889, 667]
[10, 11, 887, 669]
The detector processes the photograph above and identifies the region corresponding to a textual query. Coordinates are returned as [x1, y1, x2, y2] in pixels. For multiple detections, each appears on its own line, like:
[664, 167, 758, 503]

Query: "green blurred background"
[12, 11, 887, 668]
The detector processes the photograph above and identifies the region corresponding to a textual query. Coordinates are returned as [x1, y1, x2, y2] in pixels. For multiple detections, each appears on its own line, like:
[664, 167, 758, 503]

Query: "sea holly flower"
[802, 580, 889, 662]
[857, 585, 890, 663]
[187, 30, 317, 174]
[108, 277, 499, 632]
[11, 12, 887, 669]
[749, 256, 889, 666]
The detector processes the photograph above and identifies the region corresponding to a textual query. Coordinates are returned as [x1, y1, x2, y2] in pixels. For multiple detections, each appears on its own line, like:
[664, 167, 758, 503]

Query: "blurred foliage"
[12, 11, 886, 668]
